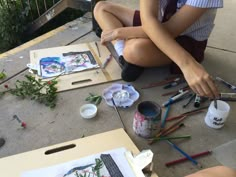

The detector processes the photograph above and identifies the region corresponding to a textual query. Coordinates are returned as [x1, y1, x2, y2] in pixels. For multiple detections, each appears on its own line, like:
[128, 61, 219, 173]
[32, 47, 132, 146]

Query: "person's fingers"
[199, 80, 214, 98]
[190, 86, 199, 95]
[206, 78, 219, 98]
[194, 84, 205, 97]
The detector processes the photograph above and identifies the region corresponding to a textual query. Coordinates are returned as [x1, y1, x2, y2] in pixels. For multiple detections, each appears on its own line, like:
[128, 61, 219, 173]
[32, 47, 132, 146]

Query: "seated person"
[186, 166, 236, 177]
[94, 0, 223, 99]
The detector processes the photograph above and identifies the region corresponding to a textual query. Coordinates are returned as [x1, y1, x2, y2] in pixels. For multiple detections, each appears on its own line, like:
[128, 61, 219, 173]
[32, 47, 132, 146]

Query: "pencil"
[162, 123, 185, 136]
[160, 116, 187, 136]
[165, 150, 211, 167]
[149, 135, 191, 144]
[95, 41, 101, 57]
[161, 102, 171, 129]
[141, 77, 181, 89]
[166, 106, 208, 121]
[102, 54, 112, 69]
[166, 140, 201, 167]
[149, 123, 185, 145]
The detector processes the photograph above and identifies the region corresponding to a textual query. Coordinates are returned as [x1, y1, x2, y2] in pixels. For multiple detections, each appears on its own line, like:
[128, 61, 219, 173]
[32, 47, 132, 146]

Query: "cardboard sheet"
[0, 129, 158, 177]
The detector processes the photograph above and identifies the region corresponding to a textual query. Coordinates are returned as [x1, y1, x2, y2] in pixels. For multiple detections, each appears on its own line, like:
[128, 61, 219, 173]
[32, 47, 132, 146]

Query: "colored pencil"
[162, 90, 190, 107]
[162, 86, 190, 96]
[162, 123, 185, 136]
[149, 123, 185, 145]
[183, 94, 196, 108]
[166, 140, 201, 167]
[111, 98, 126, 131]
[161, 101, 171, 129]
[165, 150, 211, 166]
[149, 135, 191, 144]
[216, 77, 236, 92]
[102, 54, 112, 69]
[141, 77, 181, 89]
[156, 116, 187, 138]
[166, 106, 208, 121]
[95, 41, 101, 57]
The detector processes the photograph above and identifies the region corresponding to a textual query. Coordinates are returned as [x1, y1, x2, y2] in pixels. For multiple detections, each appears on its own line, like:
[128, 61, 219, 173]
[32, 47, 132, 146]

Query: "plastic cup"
[204, 100, 230, 129]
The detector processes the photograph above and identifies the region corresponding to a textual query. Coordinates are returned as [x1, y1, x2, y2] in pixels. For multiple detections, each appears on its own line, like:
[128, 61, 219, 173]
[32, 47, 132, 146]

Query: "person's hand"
[181, 60, 219, 98]
[101, 29, 119, 45]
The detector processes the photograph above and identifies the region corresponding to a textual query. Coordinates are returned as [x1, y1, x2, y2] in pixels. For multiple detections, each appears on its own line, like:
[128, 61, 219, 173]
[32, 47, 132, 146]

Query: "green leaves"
[0, 74, 58, 108]
[85, 93, 102, 106]
[0, 72, 7, 80]
[92, 158, 104, 177]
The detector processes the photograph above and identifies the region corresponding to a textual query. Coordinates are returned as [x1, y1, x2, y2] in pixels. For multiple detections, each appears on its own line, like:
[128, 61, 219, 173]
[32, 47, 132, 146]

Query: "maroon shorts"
[133, 10, 207, 74]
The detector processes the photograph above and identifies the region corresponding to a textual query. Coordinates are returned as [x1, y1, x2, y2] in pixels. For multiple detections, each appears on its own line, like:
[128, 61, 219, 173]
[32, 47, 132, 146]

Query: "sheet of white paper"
[21, 147, 136, 177]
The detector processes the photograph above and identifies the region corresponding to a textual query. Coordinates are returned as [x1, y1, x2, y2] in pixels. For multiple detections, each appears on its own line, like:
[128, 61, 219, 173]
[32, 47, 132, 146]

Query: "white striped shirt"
[159, 0, 223, 41]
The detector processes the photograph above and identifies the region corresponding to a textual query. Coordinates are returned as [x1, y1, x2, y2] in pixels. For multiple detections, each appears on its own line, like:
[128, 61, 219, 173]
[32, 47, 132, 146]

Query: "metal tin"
[133, 101, 162, 138]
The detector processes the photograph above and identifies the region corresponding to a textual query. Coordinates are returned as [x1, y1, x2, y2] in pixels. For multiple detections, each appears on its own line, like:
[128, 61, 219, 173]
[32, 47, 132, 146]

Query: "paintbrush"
[95, 41, 101, 57]
[111, 98, 126, 131]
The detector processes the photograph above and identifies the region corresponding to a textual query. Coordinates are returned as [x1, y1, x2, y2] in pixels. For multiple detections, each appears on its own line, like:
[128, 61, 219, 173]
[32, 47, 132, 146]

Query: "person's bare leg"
[94, 1, 172, 82]
[124, 38, 172, 67]
[94, 1, 135, 30]
[185, 166, 236, 177]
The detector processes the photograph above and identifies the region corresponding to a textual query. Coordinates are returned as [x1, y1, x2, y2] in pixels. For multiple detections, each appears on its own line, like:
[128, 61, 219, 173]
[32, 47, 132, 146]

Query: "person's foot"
[0, 138, 5, 148]
[119, 56, 144, 82]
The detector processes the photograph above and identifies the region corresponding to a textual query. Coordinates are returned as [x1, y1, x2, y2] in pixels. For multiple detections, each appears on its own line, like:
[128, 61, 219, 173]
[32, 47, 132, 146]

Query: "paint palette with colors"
[103, 83, 139, 108]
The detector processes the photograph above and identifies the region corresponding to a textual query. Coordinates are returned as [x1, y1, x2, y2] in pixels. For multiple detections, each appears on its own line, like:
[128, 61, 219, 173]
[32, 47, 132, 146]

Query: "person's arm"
[185, 166, 236, 177]
[140, 0, 219, 98]
[101, 26, 148, 44]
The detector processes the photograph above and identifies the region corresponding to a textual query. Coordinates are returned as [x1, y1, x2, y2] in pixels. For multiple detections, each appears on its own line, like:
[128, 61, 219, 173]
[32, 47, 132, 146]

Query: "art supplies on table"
[162, 90, 190, 107]
[102, 54, 112, 69]
[204, 100, 230, 129]
[183, 94, 196, 108]
[166, 106, 207, 121]
[103, 83, 139, 108]
[141, 75, 183, 89]
[111, 97, 126, 131]
[166, 140, 202, 168]
[163, 78, 186, 89]
[194, 95, 201, 108]
[165, 150, 211, 167]
[133, 101, 162, 138]
[216, 77, 236, 92]
[220, 93, 236, 101]
[29, 43, 122, 92]
[162, 85, 190, 96]
[21, 148, 136, 177]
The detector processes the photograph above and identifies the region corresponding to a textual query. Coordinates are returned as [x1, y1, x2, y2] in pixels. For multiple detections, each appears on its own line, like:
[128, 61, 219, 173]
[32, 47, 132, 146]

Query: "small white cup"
[204, 100, 230, 129]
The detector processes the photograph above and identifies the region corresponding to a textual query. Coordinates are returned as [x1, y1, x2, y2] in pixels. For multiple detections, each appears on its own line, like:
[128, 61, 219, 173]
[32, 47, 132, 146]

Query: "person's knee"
[93, 1, 110, 19]
[123, 40, 144, 64]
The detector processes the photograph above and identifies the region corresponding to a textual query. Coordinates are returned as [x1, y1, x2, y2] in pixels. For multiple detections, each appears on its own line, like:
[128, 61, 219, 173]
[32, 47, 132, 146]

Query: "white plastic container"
[80, 104, 98, 119]
[204, 100, 230, 129]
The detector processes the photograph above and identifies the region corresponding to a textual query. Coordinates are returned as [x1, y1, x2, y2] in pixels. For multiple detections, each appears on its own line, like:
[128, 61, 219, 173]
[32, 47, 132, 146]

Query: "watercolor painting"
[40, 56, 66, 78]
[21, 148, 136, 177]
[39, 51, 98, 78]
[62, 158, 110, 177]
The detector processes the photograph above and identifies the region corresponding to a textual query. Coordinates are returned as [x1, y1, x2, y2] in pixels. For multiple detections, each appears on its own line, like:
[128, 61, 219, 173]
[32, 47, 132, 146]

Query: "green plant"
[0, 1, 30, 52]
[0, 70, 7, 80]
[0, 0, 84, 53]
[85, 93, 102, 106]
[0, 75, 58, 108]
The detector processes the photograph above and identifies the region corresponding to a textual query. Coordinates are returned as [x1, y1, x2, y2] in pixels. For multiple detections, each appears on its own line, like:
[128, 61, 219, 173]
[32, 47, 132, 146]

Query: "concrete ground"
[0, 0, 236, 177]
